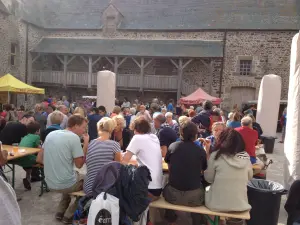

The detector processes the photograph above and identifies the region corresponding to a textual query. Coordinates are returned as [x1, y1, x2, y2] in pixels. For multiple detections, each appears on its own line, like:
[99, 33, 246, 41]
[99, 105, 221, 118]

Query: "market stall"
[179, 88, 222, 105]
[0, 74, 45, 105]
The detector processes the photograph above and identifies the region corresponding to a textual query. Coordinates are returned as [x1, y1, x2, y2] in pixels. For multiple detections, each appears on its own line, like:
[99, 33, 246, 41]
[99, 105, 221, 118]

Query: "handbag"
[87, 192, 119, 225]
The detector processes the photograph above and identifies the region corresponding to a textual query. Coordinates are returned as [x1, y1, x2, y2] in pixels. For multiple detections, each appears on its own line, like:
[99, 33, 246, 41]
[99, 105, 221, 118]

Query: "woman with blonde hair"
[73, 107, 85, 117]
[83, 117, 121, 196]
[111, 115, 132, 151]
[110, 106, 121, 118]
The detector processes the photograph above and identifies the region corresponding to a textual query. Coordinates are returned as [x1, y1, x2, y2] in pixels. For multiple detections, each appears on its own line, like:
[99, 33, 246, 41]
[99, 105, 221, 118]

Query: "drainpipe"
[24, 23, 28, 101]
[218, 31, 227, 98]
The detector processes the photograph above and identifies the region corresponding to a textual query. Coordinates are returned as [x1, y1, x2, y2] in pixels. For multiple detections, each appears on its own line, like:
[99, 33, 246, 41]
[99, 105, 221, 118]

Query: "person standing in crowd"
[42, 104, 55, 118]
[47, 105, 69, 129]
[247, 114, 263, 139]
[10, 121, 41, 190]
[121, 97, 130, 108]
[84, 117, 121, 196]
[3, 104, 16, 122]
[38, 115, 89, 224]
[175, 102, 183, 117]
[136, 105, 152, 122]
[110, 106, 121, 118]
[167, 99, 174, 112]
[195, 103, 203, 114]
[73, 107, 86, 118]
[220, 110, 227, 124]
[87, 107, 102, 141]
[204, 128, 252, 213]
[153, 113, 177, 157]
[122, 107, 132, 129]
[129, 107, 137, 124]
[34, 104, 47, 133]
[235, 116, 258, 164]
[227, 112, 241, 128]
[17, 105, 25, 121]
[164, 121, 207, 225]
[191, 100, 213, 138]
[41, 111, 63, 143]
[165, 112, 179, 135]
[122, 117, 163, 201]
[98, 105, 107, 117]
[62, 96, 70, 108]
[280, 108, 287, 143]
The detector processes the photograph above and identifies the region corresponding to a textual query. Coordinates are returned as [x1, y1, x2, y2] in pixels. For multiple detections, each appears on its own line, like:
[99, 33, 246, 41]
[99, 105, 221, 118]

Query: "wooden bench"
[149, 197, 250, 225]
[69, 191, 249, 225]
[70, 191, 86, 197]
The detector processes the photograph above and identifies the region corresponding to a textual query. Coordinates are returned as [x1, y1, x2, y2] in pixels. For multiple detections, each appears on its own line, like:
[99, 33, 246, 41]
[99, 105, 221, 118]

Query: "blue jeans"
[250, 156, 257, 164]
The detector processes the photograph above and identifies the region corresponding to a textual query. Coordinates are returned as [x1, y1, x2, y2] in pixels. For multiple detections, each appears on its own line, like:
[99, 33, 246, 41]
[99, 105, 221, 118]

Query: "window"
[10, 43, 17, 66]
[239, 60, 252, 76]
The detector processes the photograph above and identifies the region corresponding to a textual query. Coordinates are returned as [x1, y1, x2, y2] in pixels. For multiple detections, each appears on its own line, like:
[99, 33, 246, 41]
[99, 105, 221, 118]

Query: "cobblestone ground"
[9, 134, 287, 225]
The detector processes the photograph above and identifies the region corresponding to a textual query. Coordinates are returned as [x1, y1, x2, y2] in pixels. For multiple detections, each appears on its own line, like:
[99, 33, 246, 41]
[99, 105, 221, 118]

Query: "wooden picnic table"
[3, 145, 40, 188]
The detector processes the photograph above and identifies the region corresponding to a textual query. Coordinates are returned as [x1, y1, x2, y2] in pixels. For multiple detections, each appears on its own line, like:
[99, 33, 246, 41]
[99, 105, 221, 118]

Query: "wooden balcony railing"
[32, 71, 178, 91]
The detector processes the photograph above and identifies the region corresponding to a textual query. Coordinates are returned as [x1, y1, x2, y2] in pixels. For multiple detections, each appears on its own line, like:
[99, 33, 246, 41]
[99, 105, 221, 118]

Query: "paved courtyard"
[7, 135, 288, 225]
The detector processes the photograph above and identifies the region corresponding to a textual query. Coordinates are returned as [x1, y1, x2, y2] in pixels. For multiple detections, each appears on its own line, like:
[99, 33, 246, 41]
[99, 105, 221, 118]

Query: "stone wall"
[221, 31, 296, 110]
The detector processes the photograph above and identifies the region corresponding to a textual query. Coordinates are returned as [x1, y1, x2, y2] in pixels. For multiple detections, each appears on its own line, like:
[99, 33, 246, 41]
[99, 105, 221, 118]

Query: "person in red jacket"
[235, 116, 258, 164]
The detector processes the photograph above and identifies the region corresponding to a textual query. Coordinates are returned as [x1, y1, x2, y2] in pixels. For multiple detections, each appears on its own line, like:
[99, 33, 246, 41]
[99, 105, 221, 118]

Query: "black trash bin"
[262, 136, 276, 153]
[247, 179, 287, 225]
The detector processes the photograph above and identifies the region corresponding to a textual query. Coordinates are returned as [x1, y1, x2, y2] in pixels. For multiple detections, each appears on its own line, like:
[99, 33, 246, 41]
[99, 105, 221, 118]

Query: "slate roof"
[19, 0, 300, 30]
[31, 38, 223, 57]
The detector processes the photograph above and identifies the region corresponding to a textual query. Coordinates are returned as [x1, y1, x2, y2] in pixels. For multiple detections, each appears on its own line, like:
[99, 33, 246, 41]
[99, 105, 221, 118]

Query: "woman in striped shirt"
[83, 117, 122, 196]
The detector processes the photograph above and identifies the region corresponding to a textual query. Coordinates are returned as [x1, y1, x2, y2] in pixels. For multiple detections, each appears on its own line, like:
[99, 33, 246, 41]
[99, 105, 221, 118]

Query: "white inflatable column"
[97, 70, 116, 113]
[284, 32, 300, 189]
[256, 74, 281, 137]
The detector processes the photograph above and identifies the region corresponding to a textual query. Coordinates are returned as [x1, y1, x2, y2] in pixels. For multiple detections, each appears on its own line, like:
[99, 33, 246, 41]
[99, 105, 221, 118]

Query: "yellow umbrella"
[0, 74, 44, 94]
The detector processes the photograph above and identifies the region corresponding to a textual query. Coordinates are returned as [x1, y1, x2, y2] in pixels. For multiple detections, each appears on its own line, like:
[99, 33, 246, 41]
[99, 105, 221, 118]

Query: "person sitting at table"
[163, 121, 207, 225]
[122, 117, 163, 201]
[0, 114, 34, 145]
[10, 121, 41, 190]
[38, 115, 89, 224]
[205, 122, 226, 157]
[83, 117, 121, 196]
[204, 128, 252, 213]
[111, 115, 131, 151]
[235, 116, 259, 164]
[40, 111, 63, 143]
[227, 112, 241, 128]
[153, 113, 178, 157]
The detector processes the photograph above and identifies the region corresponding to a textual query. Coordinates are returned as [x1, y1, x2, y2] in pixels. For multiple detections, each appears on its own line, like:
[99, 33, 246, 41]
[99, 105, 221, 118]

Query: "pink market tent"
[179, 88, 222, 105]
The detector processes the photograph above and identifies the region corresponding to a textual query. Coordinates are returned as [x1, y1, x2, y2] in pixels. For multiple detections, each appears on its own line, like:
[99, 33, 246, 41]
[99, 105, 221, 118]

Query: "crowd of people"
[0, 96, 274, 225]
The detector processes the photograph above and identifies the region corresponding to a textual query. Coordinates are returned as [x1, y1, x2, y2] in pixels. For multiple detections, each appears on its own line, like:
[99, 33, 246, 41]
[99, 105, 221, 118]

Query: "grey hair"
[130, 107, 136, 115]
[154, 113, 166, 124]
[165, 112, 173, 118]
[241, 116, 253, 126]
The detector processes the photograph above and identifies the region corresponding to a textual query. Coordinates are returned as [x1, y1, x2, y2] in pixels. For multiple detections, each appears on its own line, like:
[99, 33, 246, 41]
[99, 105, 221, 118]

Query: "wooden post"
[170, 59, 193, 100]
[208, 60, 214, 95]
[88, 56, 92, 88]
[140, 58, 145, 92]
[63, 55, 68, 87]
[177, 59, 183, 100]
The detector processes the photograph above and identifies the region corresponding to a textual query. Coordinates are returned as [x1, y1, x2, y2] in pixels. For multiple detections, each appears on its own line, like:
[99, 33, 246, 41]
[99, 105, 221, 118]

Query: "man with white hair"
[235, 116, 258, 164]
[47, 105, 69, 129]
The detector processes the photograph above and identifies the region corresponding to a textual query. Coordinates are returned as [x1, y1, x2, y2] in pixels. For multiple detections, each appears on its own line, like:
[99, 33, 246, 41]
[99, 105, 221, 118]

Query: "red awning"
[179, 88, 222, 105]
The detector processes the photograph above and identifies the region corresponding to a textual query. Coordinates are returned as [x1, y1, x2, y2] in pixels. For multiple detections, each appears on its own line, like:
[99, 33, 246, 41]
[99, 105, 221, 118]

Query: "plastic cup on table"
[12, 143, 18, 154]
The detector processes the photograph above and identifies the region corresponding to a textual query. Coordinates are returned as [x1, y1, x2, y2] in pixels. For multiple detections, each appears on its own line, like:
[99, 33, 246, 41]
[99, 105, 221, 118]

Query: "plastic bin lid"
[248, 179, 287, 194]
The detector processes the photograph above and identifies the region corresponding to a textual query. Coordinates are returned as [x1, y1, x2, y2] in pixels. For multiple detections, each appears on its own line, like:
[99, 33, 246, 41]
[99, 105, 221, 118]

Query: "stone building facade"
[0, 0, 298, 110]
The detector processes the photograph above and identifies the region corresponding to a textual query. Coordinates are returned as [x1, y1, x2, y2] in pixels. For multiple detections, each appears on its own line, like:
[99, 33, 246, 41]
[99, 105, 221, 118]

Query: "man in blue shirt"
[88, 108, 102, 141]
